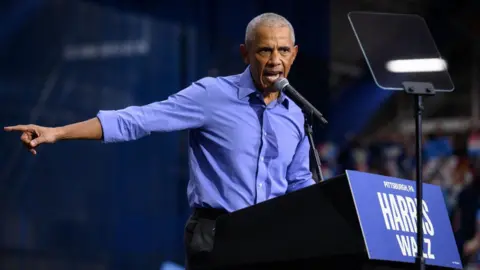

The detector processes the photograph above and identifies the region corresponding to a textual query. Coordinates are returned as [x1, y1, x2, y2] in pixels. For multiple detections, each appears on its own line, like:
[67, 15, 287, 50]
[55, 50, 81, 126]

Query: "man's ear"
[239, 44, 249, 65]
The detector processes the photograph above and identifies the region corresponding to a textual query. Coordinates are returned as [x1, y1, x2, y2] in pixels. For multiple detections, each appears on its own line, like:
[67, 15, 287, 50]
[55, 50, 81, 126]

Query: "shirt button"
[263, 131, 267, 136]
[258, 183, 263, 188]
[260, 156, 264, 161]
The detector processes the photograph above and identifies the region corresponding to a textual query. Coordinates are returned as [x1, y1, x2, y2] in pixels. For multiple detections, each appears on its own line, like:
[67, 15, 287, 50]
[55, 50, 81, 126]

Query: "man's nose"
[268, 51, 281, 65]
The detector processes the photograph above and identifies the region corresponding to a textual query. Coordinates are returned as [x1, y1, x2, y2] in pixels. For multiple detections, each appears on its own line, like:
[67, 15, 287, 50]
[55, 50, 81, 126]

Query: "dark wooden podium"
[199, 175, 451, 270]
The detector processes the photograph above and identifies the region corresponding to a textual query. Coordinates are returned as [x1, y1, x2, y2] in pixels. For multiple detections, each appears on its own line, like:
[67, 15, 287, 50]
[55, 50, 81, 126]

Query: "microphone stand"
[402, 81, 436, 270]
[304, 110, 325, 183]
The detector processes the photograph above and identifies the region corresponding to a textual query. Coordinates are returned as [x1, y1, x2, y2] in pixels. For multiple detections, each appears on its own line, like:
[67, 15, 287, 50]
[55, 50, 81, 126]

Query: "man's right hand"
[4, 124, 60, 155]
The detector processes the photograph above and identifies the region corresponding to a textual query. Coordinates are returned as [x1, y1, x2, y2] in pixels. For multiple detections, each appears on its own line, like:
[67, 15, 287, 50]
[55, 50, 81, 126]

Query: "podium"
[206, 171, 462, 270]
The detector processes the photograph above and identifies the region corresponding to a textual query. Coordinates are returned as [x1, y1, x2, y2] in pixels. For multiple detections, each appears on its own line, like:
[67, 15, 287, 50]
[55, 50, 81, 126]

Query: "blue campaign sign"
[346, 170, 462, 269]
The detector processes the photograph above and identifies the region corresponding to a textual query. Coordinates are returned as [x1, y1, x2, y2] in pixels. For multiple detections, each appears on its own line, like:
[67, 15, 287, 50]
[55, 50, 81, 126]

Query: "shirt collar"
[237, 66, 289, 109]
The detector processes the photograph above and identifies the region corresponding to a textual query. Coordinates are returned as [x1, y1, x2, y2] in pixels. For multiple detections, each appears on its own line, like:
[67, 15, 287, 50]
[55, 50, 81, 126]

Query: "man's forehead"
[255, 25, 291, 36]
[252, 26, 294, 45]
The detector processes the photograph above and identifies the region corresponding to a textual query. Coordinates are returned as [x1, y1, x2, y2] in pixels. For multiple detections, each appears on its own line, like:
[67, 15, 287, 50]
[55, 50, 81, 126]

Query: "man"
[4, 13, 315, 268]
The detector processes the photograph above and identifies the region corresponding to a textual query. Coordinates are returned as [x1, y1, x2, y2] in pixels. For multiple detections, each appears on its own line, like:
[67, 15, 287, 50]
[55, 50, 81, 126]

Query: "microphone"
[273, 78, 328, 125]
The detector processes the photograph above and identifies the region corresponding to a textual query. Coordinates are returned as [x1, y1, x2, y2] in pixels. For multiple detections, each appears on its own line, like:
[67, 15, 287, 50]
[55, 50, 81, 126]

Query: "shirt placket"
[255, 106, 269, 204]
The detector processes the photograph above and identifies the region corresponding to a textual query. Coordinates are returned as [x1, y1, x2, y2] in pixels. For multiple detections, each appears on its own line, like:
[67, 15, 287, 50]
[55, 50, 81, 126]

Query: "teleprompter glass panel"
[348, 11, 454, 92]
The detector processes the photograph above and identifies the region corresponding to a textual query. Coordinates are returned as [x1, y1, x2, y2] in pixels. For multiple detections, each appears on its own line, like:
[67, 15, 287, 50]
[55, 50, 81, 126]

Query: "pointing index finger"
[4, 125, 29, 132]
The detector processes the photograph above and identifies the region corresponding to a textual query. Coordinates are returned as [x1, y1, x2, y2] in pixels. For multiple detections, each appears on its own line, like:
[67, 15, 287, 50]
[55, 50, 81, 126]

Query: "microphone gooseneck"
[273, 78, 328, 125]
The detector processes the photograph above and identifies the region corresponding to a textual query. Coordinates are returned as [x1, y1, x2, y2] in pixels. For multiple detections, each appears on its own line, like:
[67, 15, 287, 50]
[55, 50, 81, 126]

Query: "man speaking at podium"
[4, 13, 315, 269]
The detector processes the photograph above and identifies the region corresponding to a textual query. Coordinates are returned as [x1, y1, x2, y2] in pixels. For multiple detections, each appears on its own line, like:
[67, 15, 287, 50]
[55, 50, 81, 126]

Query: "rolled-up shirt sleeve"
[97, 79, 210, 143]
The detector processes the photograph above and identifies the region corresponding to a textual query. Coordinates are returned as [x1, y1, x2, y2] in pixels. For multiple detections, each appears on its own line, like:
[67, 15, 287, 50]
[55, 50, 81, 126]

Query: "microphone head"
[273, 78, 290, 91]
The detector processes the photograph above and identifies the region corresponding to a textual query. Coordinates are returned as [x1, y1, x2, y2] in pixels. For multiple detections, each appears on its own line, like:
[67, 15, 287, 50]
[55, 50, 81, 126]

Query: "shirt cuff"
[287, 178, 315, 193]
[96, 110, 119, 143]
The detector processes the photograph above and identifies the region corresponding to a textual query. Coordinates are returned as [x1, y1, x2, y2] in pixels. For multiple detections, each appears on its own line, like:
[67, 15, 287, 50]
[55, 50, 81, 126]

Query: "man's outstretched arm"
[4, 78, 212, 154]
[4, 117, 103, 155]
[57, 117, 104, 140]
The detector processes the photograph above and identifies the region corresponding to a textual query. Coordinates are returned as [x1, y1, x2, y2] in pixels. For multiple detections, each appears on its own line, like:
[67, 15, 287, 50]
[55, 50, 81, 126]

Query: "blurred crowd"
[318, 127, 480, 268]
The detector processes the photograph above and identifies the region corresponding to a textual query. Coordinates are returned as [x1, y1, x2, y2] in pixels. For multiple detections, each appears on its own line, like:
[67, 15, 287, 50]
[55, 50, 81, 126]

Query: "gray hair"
[244, 13, 295, 47]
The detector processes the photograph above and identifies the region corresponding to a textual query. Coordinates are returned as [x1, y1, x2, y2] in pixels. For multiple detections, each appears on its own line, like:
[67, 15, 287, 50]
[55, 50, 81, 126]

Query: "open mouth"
[263, 71, 283, 82]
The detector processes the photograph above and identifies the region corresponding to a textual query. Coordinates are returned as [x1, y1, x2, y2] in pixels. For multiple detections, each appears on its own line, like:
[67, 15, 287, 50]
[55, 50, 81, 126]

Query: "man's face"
[240, 25, 298, 91]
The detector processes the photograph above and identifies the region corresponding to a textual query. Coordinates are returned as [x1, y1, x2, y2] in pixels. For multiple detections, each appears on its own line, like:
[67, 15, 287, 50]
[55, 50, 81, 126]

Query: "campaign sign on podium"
[345, 170, 462, 269]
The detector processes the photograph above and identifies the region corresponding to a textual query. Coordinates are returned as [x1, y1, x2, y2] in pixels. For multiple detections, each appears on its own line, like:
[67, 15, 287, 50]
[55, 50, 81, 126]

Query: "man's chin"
[262, 85, 280, 94]
[261, 77, 283, 90]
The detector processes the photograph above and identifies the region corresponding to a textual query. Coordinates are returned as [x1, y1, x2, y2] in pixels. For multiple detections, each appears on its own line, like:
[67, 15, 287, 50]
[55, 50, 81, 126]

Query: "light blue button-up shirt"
[97, 66, 314, 212]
